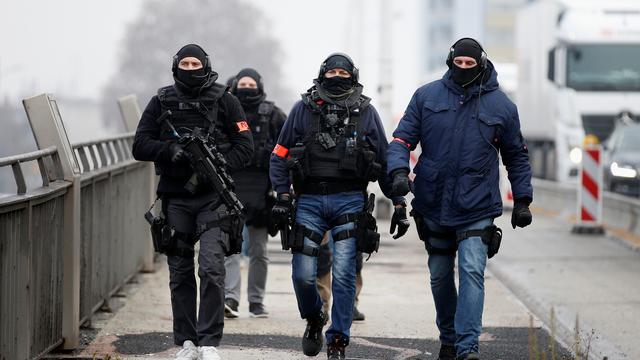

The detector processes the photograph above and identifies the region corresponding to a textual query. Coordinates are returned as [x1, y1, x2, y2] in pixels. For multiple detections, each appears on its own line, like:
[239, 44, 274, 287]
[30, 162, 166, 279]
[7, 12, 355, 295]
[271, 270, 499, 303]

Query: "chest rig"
[156, 84, 227, 177]
[287, 91, 381, 194]
[248, 101, 275, 168]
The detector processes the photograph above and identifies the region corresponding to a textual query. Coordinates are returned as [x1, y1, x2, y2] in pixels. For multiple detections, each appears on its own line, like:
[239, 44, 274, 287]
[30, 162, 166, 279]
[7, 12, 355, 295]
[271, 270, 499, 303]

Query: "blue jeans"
[425, 217, 493, 356]
[291, 191, 364, 344]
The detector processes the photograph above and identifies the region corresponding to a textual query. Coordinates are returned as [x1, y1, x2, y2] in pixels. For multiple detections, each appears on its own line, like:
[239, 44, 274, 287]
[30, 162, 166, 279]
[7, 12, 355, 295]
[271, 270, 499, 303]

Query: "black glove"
[169, 144, 188, 163]
[271, 193, 291, 225]
[511, 199, 532, 229]
[390, 206, 410, 239]
[391, 170, 411, 197]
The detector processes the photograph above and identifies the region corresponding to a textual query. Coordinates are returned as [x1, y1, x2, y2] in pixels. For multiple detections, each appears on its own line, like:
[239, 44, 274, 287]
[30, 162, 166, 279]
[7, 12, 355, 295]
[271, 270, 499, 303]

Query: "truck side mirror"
[547, 47, 556, 82]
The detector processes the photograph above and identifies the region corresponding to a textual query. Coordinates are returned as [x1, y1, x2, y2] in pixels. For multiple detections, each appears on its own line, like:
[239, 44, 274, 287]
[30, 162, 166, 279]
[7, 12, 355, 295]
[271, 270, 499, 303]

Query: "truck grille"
[581, 115, 616, 142]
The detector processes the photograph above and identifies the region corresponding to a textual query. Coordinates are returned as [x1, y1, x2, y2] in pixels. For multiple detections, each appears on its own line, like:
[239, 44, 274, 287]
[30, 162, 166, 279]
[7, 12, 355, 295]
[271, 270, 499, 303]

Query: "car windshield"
[618, 127, 640, 151]
[566, 44, 640, 91]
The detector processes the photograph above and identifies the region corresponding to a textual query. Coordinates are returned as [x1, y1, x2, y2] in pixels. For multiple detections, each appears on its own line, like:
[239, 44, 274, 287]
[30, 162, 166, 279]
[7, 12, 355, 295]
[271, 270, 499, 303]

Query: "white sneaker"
[200, 346, 221, 360]
[175, 340, 199, 360]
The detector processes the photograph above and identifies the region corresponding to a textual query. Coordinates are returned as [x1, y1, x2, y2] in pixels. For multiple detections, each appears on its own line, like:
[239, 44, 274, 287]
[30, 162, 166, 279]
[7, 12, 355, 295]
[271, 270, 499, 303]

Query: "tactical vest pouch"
[287, 145, 308, 183]
[360, 150, 382, 181]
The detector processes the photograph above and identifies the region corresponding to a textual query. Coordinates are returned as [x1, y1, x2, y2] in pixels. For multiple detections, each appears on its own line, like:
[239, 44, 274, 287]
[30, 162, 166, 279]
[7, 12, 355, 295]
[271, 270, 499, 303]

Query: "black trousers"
[165, 191, 228, 347]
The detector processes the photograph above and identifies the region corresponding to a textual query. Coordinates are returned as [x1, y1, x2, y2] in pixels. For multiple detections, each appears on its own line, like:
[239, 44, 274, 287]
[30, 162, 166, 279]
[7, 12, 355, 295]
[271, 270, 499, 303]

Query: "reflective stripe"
[393, 137, 411, 148]
[272, 144, 289, 158]
[236, 121, 249, 132]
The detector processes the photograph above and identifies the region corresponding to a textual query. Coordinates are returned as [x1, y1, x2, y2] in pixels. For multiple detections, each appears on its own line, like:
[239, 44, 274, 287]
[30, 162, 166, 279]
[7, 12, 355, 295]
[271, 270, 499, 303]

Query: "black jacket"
[132, 85, 253, 196]
[234, 101, 286, 213]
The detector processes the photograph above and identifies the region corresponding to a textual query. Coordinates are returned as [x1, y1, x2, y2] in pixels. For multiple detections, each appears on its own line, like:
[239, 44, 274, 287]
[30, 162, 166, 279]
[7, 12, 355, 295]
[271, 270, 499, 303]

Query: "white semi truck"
[516, 0, 640, 182]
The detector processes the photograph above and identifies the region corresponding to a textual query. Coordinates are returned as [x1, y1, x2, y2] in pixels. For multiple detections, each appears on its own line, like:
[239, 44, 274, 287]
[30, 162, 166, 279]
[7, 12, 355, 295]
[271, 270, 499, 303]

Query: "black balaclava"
[173, 44, 210, 89]
[449, 38, 484, 87]
[232, 68, 265, 107]
[319, 54, 357, 99]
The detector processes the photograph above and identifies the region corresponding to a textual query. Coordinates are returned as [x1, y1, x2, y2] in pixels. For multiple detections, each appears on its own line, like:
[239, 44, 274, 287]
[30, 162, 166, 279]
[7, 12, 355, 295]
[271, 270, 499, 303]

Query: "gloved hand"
[390, 206, 410, 239]
[169, 144, 188, 163]
[271, 193, 292, 224]
[511, 199, 532, 229]
[391, 170, 411, 197]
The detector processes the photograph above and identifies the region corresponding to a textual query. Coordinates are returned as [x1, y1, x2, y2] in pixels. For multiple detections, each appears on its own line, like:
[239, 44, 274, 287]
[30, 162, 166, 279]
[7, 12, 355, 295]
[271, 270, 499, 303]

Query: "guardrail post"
[23, 93, 81, 349]
[118, 95, 156, 272]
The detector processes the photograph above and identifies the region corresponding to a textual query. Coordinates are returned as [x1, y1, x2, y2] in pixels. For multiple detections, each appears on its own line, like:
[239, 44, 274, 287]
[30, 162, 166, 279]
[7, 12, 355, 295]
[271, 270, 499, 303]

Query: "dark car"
[604, 124, 640, 197]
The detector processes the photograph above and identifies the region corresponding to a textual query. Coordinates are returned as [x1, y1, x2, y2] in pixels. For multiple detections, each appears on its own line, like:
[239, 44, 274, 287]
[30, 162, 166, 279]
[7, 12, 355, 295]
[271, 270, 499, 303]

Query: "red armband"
[272, 144, 289, 158]
[236, 121, 249, 132]
[393, 137, 411, 148]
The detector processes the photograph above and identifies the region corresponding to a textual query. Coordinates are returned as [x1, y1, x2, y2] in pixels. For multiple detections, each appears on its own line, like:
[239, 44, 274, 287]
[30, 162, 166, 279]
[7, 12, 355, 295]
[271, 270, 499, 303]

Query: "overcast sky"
[0, 0, 423, 124]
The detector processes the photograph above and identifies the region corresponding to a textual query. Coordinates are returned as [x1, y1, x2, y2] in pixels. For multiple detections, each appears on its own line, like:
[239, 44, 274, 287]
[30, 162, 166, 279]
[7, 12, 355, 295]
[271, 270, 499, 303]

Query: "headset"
[318, 52, 359, 83]
[172, 43, 211, 73]
[446, 37, 487, 70]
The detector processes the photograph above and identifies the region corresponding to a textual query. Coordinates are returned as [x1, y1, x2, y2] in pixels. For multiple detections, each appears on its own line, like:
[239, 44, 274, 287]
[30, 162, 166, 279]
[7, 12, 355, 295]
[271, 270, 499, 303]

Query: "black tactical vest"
[288, 92, 382, 188]
[156, 84, 227, 177]
[248, 101, 274, 168]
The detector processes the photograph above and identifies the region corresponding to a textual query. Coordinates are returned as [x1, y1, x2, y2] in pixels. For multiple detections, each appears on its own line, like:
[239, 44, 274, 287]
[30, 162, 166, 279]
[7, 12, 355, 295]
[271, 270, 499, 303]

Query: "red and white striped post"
[572, 135, 605, 234]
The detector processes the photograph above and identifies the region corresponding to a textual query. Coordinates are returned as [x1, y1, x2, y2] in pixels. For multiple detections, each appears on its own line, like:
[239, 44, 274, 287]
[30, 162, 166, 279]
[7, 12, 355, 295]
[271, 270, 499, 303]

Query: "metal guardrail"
[1, 93, 153, 360]
[69, 133, 152, 325]
[0, 146, 70, 360]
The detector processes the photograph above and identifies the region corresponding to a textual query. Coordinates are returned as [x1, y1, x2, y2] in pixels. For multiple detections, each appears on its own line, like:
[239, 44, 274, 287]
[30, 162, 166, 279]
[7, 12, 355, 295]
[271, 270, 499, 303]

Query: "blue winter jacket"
[270, 99, 404, 205]
[387, 62, 533, 226]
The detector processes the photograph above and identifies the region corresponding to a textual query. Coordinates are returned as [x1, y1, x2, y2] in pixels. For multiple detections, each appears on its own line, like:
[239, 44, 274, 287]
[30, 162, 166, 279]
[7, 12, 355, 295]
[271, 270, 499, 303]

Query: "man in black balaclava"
[387, 38, 533, 360]
[132, 43, 253, 360]
[269, 53, 408, 360]
[449, 38, 485, 88]
[223, 68, 286, 319]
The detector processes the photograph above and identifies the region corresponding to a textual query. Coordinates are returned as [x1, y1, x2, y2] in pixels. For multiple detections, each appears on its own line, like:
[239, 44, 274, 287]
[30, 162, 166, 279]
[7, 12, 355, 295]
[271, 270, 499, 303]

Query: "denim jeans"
[424, 217, 493, 356]
[291, 191, 364, 345]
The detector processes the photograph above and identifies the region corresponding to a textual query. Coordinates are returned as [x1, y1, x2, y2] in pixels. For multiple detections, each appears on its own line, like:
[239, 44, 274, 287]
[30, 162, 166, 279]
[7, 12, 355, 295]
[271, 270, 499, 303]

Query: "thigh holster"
[410, 209, 457, 255]
[332, 210, 380, 257]
[290, 223, 324, 257]
[198, 213, 245, 257]
[456, 225, 502, 259]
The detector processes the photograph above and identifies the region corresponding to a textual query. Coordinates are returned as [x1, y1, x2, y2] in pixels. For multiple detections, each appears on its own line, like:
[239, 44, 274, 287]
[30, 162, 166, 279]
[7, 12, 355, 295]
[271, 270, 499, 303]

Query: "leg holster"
[456, 225, 502, 259]
[198, 213, 245, 257]
[290, 223, 324, 257]
[333, 210, 380, 256]
[145, 197, 195, 257]
[410, 209, 456, 255]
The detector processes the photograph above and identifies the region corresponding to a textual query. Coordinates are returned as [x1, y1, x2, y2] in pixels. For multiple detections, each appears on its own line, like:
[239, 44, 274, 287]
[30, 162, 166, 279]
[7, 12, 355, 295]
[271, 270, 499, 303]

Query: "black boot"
[456, 352, 480, 360]
[302, 312, 327, 356]
[327, 334, 347, 360]
[438, 344, 456, 360]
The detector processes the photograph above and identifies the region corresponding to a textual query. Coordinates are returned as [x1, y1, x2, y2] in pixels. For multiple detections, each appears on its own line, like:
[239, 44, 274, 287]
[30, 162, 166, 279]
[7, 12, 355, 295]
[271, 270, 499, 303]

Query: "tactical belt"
[297, 181, 367, 195]
[456, 230, 485, 243]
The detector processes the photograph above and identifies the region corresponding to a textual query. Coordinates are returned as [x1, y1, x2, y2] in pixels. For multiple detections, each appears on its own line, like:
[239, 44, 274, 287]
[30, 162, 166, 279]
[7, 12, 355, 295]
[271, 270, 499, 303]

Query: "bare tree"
[101, 0, 288, 122]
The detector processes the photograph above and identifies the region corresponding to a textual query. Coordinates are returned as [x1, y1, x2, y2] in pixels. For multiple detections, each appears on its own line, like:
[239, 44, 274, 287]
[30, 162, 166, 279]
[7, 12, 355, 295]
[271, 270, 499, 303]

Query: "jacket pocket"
[414, 160, 440, 207]
[454, 172, 493, 212]
[424, 101, 450, 113]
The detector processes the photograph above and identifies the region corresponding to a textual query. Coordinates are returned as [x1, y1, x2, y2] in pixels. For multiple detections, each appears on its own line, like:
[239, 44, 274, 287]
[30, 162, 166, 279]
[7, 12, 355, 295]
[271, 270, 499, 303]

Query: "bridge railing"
[0, 94, 153, 360]
[70, 133, 153, 325]
[0, 146, 71, 360]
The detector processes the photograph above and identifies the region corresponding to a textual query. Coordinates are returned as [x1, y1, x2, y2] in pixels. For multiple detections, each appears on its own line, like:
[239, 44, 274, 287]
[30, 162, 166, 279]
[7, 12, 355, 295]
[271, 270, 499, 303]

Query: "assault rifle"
[156, 110, 244, 216]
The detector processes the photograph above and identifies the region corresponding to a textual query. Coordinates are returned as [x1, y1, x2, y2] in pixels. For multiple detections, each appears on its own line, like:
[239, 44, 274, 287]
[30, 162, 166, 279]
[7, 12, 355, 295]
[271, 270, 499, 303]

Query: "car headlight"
[569, 147, 582, 164]
[610, 162, 638, 178]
